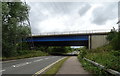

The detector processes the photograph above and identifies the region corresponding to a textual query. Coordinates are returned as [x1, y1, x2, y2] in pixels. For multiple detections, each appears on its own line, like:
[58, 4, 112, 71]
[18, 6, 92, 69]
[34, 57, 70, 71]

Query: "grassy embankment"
[2, 50, 49, 61]
[78, 45, 120, 76]
[42, 57, 69, 76]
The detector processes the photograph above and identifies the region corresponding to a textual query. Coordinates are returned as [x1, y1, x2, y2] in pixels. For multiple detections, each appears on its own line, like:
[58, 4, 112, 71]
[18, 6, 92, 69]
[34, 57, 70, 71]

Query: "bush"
[111, 50, 120, 57]
[17, 50, 30, 55]
[47, 46, 71, 54]
[111, 32, 120, 50]
[79, 47, 87, 59]
[106, 30, 117, 41]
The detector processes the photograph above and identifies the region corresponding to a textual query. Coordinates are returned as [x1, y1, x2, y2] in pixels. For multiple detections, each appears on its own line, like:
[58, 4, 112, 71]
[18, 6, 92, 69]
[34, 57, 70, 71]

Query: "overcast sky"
[26, 1, 118, 34]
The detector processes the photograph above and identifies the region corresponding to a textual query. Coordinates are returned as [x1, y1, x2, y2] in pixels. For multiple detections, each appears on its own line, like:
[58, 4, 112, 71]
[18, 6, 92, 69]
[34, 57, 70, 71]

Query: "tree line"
[2, 2, 31, 57]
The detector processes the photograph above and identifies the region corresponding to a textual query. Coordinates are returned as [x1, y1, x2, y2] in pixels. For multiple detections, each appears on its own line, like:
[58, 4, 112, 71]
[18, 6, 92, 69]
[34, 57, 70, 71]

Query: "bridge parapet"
[31, 29, 112, 37]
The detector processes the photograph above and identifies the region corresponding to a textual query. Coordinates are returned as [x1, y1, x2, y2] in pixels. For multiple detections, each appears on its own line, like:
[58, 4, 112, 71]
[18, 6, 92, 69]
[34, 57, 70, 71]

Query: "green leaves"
[106, 28, 120, 50]
[106, 30, 117, 41]
[78, 44, 120, 75]
[2, 2, 31, 57]
[111, 32, 120, 50]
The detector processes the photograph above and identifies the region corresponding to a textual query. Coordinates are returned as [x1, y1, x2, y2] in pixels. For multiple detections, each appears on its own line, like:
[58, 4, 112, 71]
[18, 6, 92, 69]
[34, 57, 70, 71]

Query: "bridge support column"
[88, 35, 91, 50]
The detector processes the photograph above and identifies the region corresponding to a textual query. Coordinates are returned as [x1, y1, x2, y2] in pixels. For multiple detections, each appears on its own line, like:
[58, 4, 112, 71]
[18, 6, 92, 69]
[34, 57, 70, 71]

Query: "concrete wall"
[89, 35, 108, 49]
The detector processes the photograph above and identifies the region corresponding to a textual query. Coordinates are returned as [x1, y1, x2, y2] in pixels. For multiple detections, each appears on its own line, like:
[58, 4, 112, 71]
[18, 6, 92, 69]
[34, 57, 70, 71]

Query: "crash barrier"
[83, 57, 120, 76]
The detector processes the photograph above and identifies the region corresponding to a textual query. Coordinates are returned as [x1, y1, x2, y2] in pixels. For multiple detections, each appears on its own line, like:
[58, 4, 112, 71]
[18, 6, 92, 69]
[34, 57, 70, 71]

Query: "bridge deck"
[31, 32, 109, 37]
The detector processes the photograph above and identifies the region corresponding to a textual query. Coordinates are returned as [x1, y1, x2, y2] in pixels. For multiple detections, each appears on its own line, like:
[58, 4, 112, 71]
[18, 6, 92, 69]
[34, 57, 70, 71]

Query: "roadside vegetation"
[2, 50, 49, 61]
[78, 28, 120, 75]
[2, 2, 74, 60]
[41, 46, 73, 55]
[2, 2, 32, 59]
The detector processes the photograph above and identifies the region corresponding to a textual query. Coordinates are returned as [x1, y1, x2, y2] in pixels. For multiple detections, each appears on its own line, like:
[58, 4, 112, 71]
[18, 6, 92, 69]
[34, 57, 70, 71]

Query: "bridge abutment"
[90, 35, 108, 49]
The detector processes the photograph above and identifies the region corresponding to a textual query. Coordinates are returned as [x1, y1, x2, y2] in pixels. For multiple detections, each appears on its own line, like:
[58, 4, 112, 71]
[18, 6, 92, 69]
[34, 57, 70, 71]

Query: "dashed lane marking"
[12, 61, 32, 68]
[45, 58, 49, 60]
[0, 69, 5, 72]
[26, 62, 32, 64]
[33, 59, 43, 62]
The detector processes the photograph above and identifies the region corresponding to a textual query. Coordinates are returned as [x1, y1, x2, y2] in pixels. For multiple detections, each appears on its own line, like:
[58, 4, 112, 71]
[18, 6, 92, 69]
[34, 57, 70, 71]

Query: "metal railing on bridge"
[31, 29, 118, 36]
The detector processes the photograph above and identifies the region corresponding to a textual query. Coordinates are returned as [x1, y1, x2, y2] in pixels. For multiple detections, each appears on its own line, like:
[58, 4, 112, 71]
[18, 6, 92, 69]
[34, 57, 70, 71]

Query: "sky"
[25, 1, 118, 34]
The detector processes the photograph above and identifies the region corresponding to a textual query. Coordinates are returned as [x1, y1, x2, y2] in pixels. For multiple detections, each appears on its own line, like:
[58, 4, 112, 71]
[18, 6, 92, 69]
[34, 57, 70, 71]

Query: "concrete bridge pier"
[88, 35, 91, 50]
[89, 35, 108, 49]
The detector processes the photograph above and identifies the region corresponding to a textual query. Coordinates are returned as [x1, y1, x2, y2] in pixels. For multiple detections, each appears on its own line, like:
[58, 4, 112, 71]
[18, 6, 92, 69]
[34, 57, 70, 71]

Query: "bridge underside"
[25, 35, 89, 48]
[28, 40, 88, 48]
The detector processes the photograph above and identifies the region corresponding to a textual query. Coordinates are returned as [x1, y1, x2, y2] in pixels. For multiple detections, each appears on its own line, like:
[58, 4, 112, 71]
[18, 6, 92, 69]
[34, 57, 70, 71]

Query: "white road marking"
[12, 61, 32, 68]
[33, 59, 43, 62]
[15, 63, 27, 67]
[12, 65, 16, 67]
[29, 57, 41, 59]
[45, 58, 49, 60]
[26, 62, 32, 64]
[0, 69, 5, 72]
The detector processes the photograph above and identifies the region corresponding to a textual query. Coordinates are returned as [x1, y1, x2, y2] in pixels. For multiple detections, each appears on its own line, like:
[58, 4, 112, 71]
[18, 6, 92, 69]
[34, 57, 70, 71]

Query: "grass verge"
[42, 57, 69, 76]
[2, 51, 49, 61]
[78, 56, 110, 76]
[85, 51, 120, 72]
[77, 45, 120, 76]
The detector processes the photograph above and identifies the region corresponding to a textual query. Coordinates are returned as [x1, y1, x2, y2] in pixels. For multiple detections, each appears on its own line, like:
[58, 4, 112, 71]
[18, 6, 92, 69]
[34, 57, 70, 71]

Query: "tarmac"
[56, 56, 90, 76]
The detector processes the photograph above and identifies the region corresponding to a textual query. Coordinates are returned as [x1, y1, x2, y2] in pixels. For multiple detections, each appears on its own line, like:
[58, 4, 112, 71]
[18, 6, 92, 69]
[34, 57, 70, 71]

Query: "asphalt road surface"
[1, 56, 65, 76]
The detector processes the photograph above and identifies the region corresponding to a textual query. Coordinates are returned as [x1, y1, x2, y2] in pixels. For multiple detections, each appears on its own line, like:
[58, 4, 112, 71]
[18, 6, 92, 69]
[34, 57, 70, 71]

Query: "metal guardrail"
[83, 57, 120, 76]
[31, 29, 115, 36]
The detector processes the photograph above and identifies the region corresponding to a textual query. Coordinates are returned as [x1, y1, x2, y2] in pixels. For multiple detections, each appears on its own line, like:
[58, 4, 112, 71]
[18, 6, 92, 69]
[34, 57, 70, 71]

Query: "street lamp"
[117, 19, 120, 32]
[117, 1, 120, 32]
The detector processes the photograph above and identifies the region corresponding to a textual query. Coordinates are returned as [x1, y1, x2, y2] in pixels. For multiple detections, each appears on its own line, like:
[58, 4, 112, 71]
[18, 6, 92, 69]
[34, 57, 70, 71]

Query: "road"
[1, 56, 65, 76]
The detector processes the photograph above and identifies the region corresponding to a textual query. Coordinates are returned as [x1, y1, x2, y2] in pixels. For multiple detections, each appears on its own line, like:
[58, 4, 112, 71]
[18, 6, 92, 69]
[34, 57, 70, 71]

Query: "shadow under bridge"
[25, 34, 89, 48]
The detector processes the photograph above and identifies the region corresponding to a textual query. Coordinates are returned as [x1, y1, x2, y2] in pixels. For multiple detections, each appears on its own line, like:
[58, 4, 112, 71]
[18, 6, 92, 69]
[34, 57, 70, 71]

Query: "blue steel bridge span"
[26, 35, 88, 42]
[25, 35, 89, 47]
[25, 31, 109, 49]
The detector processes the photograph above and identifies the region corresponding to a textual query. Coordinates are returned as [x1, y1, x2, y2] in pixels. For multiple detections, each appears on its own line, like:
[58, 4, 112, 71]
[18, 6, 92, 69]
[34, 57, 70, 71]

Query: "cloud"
[91, 2, 118, 25]
[28, 2, 84, 33]
[78, 3, 91, 16]
[27, 2, 118, 34]
[37, 15, 69, 32]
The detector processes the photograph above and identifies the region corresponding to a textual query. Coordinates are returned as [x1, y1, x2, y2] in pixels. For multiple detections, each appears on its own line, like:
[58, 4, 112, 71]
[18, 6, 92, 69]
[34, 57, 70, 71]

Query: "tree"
[2, 2, 30, 57]
[106, 28, 117, 41]
[111, 32, 120, 50]
[106, 28, 120, 50]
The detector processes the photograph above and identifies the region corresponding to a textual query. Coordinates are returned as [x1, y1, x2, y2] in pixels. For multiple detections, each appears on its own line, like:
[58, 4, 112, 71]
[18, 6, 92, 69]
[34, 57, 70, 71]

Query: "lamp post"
[117, 20, 120, 32]
[117, 1, 120, 32]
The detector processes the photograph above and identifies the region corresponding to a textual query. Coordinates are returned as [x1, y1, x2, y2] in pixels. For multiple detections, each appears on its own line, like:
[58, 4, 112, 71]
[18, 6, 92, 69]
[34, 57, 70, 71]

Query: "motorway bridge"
[25, 31, 109, 49]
